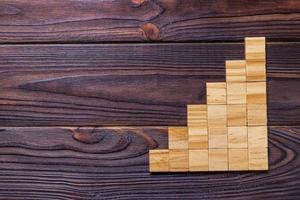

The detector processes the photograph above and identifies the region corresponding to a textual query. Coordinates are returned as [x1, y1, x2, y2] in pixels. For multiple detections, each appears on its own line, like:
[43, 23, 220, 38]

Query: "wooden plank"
[1, 0, 300, 43]
[0, 43, 300, 126]
[0, 126, 298, 199]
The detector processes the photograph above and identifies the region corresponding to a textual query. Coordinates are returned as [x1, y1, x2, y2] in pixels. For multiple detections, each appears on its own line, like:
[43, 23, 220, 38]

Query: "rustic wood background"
[0, 0, 299, 199]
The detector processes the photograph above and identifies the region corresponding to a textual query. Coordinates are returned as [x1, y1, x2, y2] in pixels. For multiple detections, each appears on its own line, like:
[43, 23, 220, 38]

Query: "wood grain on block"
[206, 82, 227, 104]
[227, 82, 247, 104]
[247, 82, 267, 104]
[246, 61, 266, 82]
[228, 149, 249, 171]
[187, 105, 207, 128]
[208, 127, 228, 149]
[189, 149, 208, 171]
[169, 149, 189, 172]
[245, 37, 266, 61]
[227, 104, 247, 126]
[247, 104, 267, 126]
[149, 150, 169, 172]
[248, 148, 269, 170]
[168, 127, 188, 149]
[188, 128, 208, 149]
[226, 60, 246, 83]
[209, 149, 228, 171]
[248, 126, 268, 148]
[208, 105, 227, 127]
[228, 126, 248, 148]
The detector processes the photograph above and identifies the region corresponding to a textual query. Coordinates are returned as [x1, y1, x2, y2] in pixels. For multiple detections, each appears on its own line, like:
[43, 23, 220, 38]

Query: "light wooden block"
[169, 149, 189, 172]
[208, 127, 228, 148]
[209, 149, 228, 171]
[227, 104, 247, 126]
[226, 60, 246, 82]
[229, 149, 248, 171]
[248, 126, 268, 148]
[247, 82, 267, 104]
[207, 82, 227, 104]
[187, 105, 207, 128]
[248, 148, 268, 170]
[208, 105, 227, 127]
[188, 128, 208, 149]
[168, 127, 188, 149]
[245, 37, 266, 61]
[227, 82, 246, 104]
[189, 149, 208, 171]
[228, 126, 248, 148]
[149, 150, 169, 172]
[246, 61, 266, 82]
[247, 104, 267, 126]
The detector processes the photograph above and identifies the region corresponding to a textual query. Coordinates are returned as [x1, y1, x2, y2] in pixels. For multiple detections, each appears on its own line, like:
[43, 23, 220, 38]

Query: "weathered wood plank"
[0, 0, 300, 43]
[0, 43, 299, 126]
[0, 126, 299, 199]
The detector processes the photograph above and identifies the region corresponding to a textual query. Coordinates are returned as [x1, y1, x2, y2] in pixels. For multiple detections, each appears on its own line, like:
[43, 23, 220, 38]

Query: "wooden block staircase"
[149, 37, 268, 172]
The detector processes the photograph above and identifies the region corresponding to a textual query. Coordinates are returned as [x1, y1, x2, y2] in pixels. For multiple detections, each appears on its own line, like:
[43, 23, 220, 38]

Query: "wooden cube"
[247, 104, 267, 126]
[189, 149, 208, 171]
[248, 126, 268, 148]
[228, 126, 248, 148]
[248, 148, 268, 170]
[226, 60, 246, 82]
[208, 127, 228, 148]
[206, 82, 226, 104]
[227, 104, 247, 126]
[209, 149, 228, 171]
[168, 127, 188, 149]
[229, 149, 248, 171]
[247, 82, 267, 104]
[245, 37, 266, 61]
[227, 82, 246, 104]
[187, 105, 207, 128]
[246, 61, 266, 82]
[149, 150, 169, 172]
[169, 149, 189, 172]
[188, 128, 208, 149]
[208, 105, 227, 127]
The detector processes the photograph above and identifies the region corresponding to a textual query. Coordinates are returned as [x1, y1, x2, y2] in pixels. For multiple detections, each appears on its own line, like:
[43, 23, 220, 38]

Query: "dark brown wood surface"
[1, 0, 300, 43]
[0, 126, 299, 199]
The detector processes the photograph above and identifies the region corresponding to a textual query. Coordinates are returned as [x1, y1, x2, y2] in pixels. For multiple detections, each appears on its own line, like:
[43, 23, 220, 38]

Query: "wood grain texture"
[0, 43, 299, 126]
[0, 126, 298, 199]
[0, 0, 300, 43]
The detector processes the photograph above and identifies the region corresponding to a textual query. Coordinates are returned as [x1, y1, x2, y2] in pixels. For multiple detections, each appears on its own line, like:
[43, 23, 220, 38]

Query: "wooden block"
[207, 105, 227, 127]
[189, 149, 208, 171]
[228, 149, 248, 171]
[226, 60, 246, 82]
[248, 126, 268, 148]
[206, 82, 226, 104]
[169, 149, 189, 172]
[187, 105, 207, 128]
[188, 128, 208, 149]
[245, 37, 266, 61]
[208, 127, 228, 148]
[246, 61, 266, 82]
[227, 82, 246, 104]
[247, 82, 267, 104]
[227, 104, 247, 126]
[248, 148, 268, 170]
[149, 150, 169, 172]
[209, 149, 228, 171]
[168, 127, 188, 149]
[228, 126, 248, 148]
[247, 104, 267, 126]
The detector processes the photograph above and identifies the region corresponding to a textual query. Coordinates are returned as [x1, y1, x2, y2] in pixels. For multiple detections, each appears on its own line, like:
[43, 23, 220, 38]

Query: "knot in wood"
[140, 23, 160, 41]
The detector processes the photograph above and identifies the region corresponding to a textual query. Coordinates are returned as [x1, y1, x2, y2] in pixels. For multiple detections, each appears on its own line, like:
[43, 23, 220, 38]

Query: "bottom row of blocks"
[149, 148, 268, 172]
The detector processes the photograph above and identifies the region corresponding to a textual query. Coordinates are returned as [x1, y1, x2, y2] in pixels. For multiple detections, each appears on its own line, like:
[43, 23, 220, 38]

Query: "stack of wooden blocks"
[149, 37, 268, 172]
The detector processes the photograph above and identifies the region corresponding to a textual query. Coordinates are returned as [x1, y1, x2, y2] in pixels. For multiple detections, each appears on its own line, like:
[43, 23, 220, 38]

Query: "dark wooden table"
[0, 0, 299, 199]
